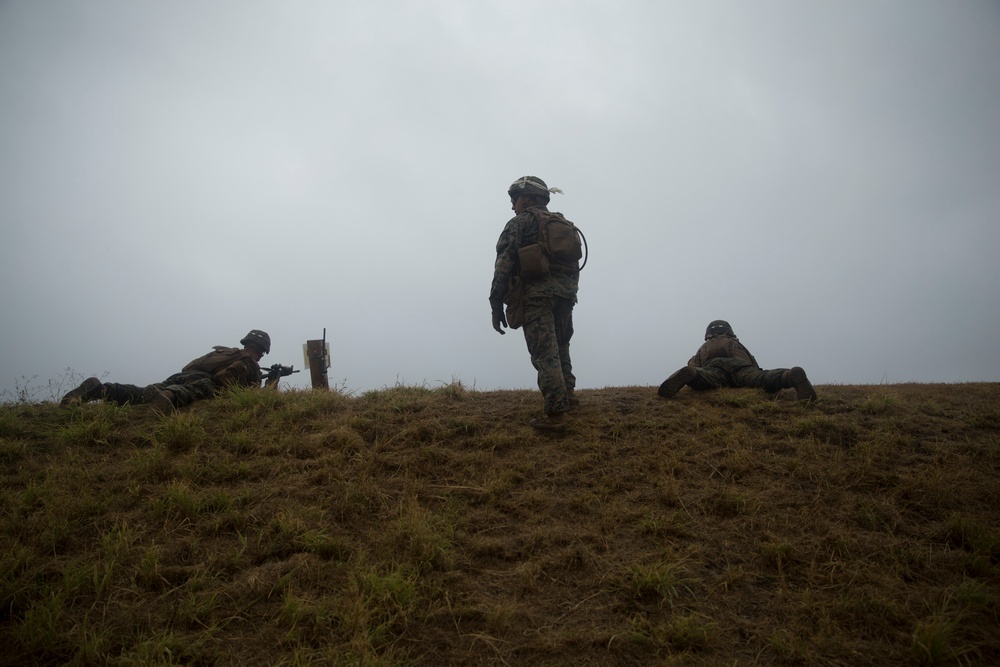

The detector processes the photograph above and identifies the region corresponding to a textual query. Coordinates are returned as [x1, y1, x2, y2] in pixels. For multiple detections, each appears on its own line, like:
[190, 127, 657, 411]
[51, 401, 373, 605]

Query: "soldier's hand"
[492, 308, 507, 335]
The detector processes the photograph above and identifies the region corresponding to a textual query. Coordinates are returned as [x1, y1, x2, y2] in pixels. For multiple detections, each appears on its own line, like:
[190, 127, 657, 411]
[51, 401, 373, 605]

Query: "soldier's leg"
[61, 377, 105, 405]
[687, 359, 732, 390]
[554, 297, 576, 397]
[731, 366, 784, 391]
[101, 383, 147, 406]
[731, 365, 818, 401]
[160, 377, 217, 409]
[658, 367, 697, 398]
[522, 298, 570, 416]
[784, 367, 817, 401]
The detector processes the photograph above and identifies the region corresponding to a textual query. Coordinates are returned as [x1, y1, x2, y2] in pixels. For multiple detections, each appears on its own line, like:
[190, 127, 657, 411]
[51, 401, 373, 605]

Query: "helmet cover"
[240, 329, 271, 354]
[705, 320, 734, 340]
[508, 175, 563, 201]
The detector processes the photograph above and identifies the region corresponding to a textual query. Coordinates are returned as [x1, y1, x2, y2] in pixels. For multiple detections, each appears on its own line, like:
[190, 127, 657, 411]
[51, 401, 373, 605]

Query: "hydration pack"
[518, 210, 588, 280]
[182, 346, 248, 376]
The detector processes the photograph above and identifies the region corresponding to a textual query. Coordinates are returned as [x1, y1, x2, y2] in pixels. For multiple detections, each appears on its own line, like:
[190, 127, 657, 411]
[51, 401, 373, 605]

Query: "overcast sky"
[2, 0, 998, 400]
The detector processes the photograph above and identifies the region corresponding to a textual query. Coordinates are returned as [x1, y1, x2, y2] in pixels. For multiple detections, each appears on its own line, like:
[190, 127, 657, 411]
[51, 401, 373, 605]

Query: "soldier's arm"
[213, 358, 257, 388]
[489, 217, 522, 310]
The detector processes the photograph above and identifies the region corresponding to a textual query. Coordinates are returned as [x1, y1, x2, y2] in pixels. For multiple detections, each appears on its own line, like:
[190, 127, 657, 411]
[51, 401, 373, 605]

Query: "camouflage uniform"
[684, 336, 788, 392]
[99, 347, 262, 408]
[659, 321, 816, 401]
[490, 205, 579, 415]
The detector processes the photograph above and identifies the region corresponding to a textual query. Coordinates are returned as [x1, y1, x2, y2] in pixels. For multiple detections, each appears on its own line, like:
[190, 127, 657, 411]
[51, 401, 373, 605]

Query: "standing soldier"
[490, 176, 580, 432]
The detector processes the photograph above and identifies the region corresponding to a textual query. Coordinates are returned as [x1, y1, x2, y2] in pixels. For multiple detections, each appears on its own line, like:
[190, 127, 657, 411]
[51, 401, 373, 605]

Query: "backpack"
[182, 346, 248, 376]
[518, 210, 588, 280]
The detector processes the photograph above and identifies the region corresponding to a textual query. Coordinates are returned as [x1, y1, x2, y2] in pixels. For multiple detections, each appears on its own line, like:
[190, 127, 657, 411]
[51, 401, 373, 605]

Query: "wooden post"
[306, 338, 329, 390]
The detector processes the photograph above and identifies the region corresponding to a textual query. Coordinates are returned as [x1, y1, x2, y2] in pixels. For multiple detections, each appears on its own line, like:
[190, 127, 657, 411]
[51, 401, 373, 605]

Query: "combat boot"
[60, 377, 104, 405]
[658, 366, 696, 398]
[784, 367, 817, 402]
[530, 411, 567, 433]
[142, 385, 175, 413]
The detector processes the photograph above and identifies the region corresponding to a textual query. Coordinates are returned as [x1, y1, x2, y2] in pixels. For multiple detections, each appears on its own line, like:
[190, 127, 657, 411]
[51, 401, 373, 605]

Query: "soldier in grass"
[490, 176, 580, 433]
[60, 330, 270, 412]
[658, 320, 818, 401]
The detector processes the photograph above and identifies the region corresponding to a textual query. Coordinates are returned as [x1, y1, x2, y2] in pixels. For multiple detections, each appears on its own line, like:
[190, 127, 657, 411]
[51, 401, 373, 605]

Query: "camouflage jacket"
[182, 346, 262, 388]
[489, 205, 579, 310]
[688, 335, 760, 369]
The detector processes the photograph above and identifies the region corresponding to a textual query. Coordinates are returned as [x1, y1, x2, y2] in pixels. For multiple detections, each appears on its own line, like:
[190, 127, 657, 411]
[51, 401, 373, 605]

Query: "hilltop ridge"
[1, 382, 998, 665]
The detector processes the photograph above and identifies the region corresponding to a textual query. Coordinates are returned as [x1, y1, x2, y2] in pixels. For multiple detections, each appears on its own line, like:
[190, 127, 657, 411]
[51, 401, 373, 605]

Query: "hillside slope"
[1, 383, 998, 666]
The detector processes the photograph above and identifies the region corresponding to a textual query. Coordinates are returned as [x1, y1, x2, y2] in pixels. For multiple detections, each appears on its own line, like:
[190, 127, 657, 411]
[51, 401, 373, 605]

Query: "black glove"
[492, 307, 507, 335]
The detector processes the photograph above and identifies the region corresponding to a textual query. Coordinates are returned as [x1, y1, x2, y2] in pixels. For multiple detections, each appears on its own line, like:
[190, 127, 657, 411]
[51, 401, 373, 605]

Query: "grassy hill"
[1, 382, 998, 666]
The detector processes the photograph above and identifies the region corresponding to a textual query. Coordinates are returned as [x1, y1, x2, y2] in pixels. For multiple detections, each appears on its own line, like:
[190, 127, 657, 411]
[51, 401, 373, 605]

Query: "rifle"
[261, 363, 300, 388]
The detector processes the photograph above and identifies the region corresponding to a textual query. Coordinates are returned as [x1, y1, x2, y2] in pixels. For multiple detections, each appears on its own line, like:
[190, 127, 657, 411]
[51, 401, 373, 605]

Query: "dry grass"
[1, 381, 998, 665]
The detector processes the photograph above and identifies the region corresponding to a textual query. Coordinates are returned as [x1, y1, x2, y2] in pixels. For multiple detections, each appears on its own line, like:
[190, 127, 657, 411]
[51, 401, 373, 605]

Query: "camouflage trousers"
[102, 371, 217, 408]
[522, 296, 576, 415]
[689, 358, 788, 393]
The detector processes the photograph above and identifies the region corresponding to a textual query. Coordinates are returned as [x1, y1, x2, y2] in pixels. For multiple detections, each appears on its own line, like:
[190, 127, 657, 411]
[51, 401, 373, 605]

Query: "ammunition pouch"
[517, 242, 549, 281]
[503, 275, 525, 330]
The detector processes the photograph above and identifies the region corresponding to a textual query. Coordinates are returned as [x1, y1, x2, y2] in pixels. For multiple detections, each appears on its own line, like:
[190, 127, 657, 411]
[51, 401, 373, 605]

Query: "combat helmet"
[508, 176, 563, 203]
[240, 329, 271, 354]
[705, 320, 734, 340]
